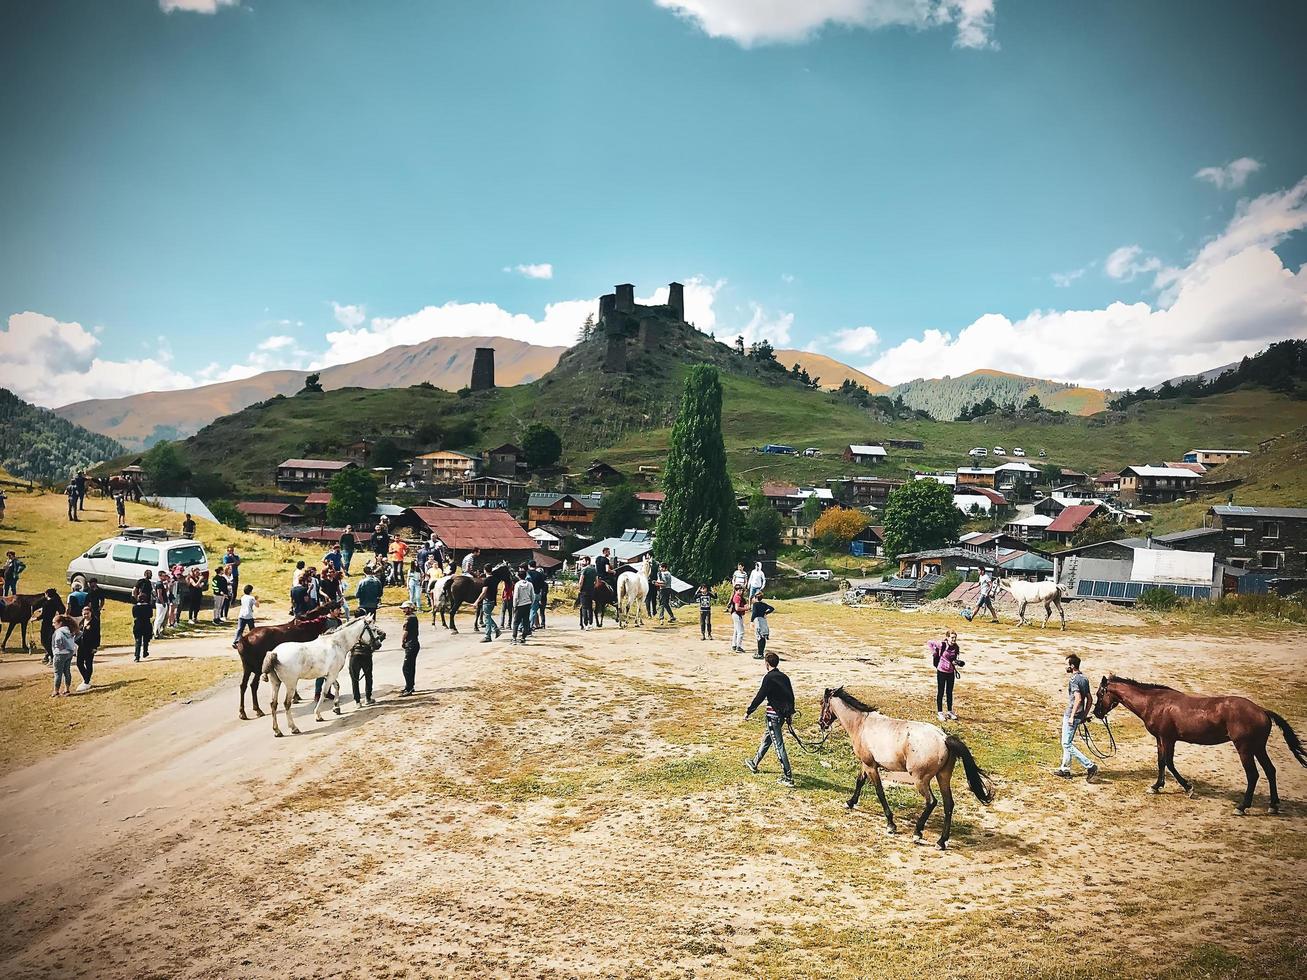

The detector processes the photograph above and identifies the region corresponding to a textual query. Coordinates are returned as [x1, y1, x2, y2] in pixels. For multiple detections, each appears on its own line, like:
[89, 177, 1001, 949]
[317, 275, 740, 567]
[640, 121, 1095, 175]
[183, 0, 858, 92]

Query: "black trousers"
[936, 671, 955, 712]
[402, 646, 418, 693]
[579, 592, 593, 626]
[699, 609, 712, 637]
[76, 638, 96, 683]
[350, 652, 374, 703]
[645, 588, 658, 616]
[659, 590, 676, 620]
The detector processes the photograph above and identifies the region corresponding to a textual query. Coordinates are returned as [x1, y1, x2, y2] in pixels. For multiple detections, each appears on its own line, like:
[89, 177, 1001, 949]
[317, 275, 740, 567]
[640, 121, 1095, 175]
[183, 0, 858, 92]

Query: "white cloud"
[829, 325, 881, 355]
[654, 0, 997, 49]
[159, 0, 239, 12]
[1051, 265, 1089, 288]
[637, 276, 723, 332]
[1103, 244, 1162, 282]
[331, 302, 366, 329]
[505, 263, 554, 280]
[0, 312, 195, 407]
[257, 335, 295, 352]
[1195, 157, 1262, 191]
[736, 304, 794, 347]
[860, 177, 1307, 389]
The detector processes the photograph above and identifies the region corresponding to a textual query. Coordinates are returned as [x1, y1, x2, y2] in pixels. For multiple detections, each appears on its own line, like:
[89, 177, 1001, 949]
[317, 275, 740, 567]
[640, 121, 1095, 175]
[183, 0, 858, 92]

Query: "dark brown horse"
[234, 603, 340, 719]
[1094, 674, 1307, 814]
[1, 593, 51, 651]
[593, 578, 616, 627]
[439, 563, 514, 633]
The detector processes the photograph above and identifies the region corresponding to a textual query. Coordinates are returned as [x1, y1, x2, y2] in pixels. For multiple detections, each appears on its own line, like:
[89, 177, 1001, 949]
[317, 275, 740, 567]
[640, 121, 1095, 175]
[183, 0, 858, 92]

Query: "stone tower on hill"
[470, 347, 496, 390]
[597, 282, 687, 374]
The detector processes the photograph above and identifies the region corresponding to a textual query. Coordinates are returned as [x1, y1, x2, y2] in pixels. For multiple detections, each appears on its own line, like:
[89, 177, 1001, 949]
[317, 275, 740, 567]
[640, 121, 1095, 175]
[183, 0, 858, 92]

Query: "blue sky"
[1, 0, 1305, 405]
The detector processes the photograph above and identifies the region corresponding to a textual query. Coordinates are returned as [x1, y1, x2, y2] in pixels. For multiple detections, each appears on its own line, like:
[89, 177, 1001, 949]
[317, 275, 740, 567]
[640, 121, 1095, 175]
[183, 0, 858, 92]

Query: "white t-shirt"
[461, 553, 475, 573]
[239, 594, 257, 620]
[731, 570, 747, 587]
[748, 568, 766, 590]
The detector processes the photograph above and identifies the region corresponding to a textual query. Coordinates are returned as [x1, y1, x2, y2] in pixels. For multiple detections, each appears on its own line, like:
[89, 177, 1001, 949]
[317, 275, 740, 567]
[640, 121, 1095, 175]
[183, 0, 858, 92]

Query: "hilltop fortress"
[597, 282, 687, 373]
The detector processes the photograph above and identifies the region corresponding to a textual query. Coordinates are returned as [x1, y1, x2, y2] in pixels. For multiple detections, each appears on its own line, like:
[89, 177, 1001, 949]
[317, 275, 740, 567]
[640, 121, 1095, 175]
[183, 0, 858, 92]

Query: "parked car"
[1038, 449, 1048, 457]
[968, 447, 988, 458]
[67, 528, 209, 597]
[1012, 447, 1027, 457]
[992, 446, 1006, 455]
[802, 447, 822, 457]
[803, 569, 833, 580]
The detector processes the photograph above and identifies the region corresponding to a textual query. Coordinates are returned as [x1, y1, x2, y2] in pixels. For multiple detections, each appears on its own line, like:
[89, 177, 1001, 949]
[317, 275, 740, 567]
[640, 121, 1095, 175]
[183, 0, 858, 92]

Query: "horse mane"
[831, 687, 877, 713]
[1109, 676, 1174, 692]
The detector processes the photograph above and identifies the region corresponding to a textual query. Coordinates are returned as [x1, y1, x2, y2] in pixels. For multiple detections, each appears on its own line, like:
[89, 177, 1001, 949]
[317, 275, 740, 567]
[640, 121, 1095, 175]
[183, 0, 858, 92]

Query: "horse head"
[1092, 674, 1117, 719]
[818, 688, 839, 730]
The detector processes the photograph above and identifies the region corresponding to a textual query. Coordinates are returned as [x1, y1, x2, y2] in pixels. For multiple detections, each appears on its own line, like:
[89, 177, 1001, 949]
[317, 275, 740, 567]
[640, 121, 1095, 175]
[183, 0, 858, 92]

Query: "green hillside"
[0, 387, 125, 485]
[888, 370, 1108, 420]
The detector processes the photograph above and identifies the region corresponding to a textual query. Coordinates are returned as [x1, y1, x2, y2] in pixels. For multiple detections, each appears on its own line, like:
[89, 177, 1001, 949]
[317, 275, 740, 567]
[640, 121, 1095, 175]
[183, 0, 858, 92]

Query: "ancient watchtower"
[471, 347, 496, 391]
[596, 281, 688, 373]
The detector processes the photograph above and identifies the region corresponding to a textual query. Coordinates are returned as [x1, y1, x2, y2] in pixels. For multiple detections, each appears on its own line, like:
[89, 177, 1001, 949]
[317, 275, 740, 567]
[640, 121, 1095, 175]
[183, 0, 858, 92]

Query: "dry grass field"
[0, 591, 1304, 979]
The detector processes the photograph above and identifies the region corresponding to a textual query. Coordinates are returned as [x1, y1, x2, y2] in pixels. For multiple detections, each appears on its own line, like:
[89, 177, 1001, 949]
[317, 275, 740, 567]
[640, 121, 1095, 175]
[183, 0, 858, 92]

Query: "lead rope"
[785, 710, 833, 754]
[1078, 715, 1117, 760]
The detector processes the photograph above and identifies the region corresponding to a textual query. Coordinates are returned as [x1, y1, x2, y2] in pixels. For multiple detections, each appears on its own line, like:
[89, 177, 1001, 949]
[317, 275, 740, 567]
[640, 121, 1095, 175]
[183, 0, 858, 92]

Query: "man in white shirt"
[461, 547, 480, 575]
[731, 563, 748, 590]
[232, 585, 259, 647]
[748, 563, 766, 600]
[966, 570, 999, 623]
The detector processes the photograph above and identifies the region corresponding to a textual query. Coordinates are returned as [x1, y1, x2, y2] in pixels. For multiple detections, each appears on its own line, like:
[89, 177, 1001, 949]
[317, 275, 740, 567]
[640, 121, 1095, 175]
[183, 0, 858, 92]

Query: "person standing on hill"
[65, 481, 79, 522]
[75, 578, 105, 692]
[400, 600, 419, 695]
[114, 492, 127, 529]
[751, 592, 775, 660]
[181, 513, 197, 538]
[931, 629, 962, 721]
[726, 585, 748, 654]
[2, 550, 23, 597]
[132, 585, 153, 661]
[38, 588, 65, 665]
[339, 526, 357, 574]
[74, 471, 87, 512]
[744, 652, 796, 788]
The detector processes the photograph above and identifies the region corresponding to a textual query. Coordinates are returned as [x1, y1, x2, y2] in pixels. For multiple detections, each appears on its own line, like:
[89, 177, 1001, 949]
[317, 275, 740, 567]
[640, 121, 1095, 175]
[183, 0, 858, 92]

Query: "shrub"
[927, 571, 962, 601]
[1138, 588, 1178, 611]
[812, 506, 871, 548]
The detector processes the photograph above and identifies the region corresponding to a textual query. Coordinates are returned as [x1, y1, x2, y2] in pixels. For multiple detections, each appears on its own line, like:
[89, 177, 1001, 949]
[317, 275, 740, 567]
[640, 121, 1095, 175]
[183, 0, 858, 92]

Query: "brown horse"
[0, 593, 51, 651]
[819, 687, 994, 848]
[233, 603, 341, 719]
[440, 563, 514, 633]
[593, 578, 616, 627]
[1093, 674, 1307, 814]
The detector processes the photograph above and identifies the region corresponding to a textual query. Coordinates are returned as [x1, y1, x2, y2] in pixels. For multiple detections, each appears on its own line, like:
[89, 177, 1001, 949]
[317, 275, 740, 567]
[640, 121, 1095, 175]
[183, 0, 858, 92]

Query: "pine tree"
[654, 366, 737, 583]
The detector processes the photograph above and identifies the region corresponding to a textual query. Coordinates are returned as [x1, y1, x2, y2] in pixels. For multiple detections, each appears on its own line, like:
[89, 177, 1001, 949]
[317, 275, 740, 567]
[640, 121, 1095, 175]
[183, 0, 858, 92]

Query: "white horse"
[428, 573, 453, 624]
[999, 578, 1068, 630]
[261, 616, 385, 737]
[616, 570, 649, 628]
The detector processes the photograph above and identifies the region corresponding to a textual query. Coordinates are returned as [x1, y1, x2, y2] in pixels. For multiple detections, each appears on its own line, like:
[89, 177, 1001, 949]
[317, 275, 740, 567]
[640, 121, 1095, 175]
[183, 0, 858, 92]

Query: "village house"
[1093, 472, 1121, 493]
[761, 482, 834, 517]
[585, 461, 624, 484]
[1042, 503, 1103, 545]
[635, 491, 666, 520]
[1004, 513, 1054, 541]
[236, 501, 304, 529]
[897, 547, 995, 580]
[526, 492, 603, 531]
[460, 475, 526, 510]
[1059, 469, 1091, 487]
[1166, 461, 1208, 476]
[1183, 448, 1250, 467]
[1205, 505, 1307, 577]
[528, 524, 569, 552]
[781, 523, 813, 547]
[956, 466, 996, 489]
[481, 443, 522, 477]
[844, 476, 905, 508]
[302, 491, 331, 516]
[274, 458, 356, 491]
[1058, 544, 1224, 604]
[1118, 464, 1201, 504]
[397, 506, 536, 567]
[410, 450, 478, 485]
[849, 524, 886, 558]
[954, 485, 1007, 515]
[993, 461, 1040, 501]
[843, 444, 887, 465]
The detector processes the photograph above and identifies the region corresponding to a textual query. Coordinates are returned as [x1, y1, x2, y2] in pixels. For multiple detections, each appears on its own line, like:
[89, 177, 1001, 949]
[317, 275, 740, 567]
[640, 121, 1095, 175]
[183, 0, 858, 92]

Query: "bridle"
[1080, 681, 1119, 759]
[786, 694, 835, 754]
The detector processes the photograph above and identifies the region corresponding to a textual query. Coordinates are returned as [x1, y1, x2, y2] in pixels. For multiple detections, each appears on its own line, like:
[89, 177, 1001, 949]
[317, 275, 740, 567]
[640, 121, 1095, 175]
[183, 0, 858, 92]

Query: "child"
[233, 584, 258, 647]
[750, 591, 775, 660]
[51, 614, 78, 697]
[131, 586, 153, 661]
[696, 584, 713, 640]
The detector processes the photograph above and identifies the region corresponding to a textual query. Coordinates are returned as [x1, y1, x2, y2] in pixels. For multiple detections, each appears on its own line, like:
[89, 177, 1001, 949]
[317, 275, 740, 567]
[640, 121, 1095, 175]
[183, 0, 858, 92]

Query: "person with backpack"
[750, 591, 775, 660]
[930, 629, 963, 721]
[51, 614, 79, 697]
[132, 585, 154, 661]
[726, 585, 748, 653]
[744, 651, 796, 787]
[400, 600, 419, 695]
[577, 557, 597, 630]
[2, 550, 24, 596]
[695, 583, 713, 640]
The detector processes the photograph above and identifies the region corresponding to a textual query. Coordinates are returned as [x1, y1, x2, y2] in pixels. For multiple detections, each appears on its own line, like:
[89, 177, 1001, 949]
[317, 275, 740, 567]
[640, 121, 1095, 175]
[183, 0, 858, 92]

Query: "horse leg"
[270, 677, 283, 737]
[251, 672, 264, 717]
[449, 601, 459, 634]
[286, 680, 302, 735]
[1255, 744, 1279, 814]
[1017, 601, 1027, 627]
[936, 768, 956, 850]
[1042, 601, 1052, 628]
[912, 779, 937, 843]
[1234, 741, 1258, 815]
[1165, 746, 1192, 796]
[1055, 597, 1066, 631]
[846, 772, 867, 810]
[1, 620, 14, 651]
[1150, 737, 1169, 793]
[869, 769, 897, 835]
[239, 669, 250, 720]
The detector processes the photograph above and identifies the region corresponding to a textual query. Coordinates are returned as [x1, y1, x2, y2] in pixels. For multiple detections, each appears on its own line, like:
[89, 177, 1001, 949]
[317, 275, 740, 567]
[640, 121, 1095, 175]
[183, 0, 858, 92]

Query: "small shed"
[844, 444, 888, 465]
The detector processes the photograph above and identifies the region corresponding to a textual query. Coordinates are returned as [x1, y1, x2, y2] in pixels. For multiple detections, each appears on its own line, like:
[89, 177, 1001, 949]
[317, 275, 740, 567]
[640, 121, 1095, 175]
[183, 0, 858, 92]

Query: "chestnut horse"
[819, 687, 994, 849]
[439, 563, 514, 633]
[233, 602, 341, 719]
[1094, 674, 1307, 814]
[1, 593, 50, 651]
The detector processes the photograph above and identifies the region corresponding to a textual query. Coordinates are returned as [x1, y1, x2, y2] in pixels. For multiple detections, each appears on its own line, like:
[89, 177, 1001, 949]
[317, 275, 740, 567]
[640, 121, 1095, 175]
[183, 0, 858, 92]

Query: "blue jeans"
[342, 549, 354, 574]
[482, 599, 500, 639]
[53, 654, 73, 690]
[1061, 717, 1093, 770]
[409, 582, 423, 610]
[752, 712, 792, 779]
[530, 591, 544, 627]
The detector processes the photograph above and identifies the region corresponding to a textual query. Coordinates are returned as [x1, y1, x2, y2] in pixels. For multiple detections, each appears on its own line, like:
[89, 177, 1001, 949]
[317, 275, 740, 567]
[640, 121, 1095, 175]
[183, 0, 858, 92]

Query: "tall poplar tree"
[654, 366, 736, 583]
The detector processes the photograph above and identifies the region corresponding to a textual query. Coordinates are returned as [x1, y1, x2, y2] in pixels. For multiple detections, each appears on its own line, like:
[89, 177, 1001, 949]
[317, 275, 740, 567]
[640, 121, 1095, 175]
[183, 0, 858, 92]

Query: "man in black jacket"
[400, 601, 419, 695]
[744, 652, 795, 787]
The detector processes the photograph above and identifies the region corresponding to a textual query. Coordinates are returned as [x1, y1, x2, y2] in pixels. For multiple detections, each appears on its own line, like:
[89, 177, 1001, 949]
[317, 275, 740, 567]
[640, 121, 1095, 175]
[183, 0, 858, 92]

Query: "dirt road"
[1, 604, 1304, 978]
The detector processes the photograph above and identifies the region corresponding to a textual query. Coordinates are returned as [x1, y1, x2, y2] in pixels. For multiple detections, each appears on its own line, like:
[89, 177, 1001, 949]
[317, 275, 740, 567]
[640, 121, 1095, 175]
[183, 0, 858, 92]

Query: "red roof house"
[1044, 503, 1103, 543]
[399, 507, 536, 568]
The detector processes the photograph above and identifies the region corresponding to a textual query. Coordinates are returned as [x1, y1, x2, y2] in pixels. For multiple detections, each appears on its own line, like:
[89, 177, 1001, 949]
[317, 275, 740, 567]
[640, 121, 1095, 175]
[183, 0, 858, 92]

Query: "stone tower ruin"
[596, 281, 687, 374]
[470, 347, 496, 391]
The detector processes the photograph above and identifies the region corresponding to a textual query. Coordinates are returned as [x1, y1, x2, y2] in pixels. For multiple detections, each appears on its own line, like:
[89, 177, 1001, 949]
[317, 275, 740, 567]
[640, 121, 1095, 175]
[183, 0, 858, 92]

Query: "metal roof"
[1045, 504, 1101, 534]
[998, 551, 1054, 572]
[277, 458, 354, 470]
[575, 535, 656, 562]
[1154, 527, 1221, 543]
[1121, 465, 1201, 478]
[847, 444, 887, 455]
[237, 501, 302, 516]
[1211, 505, 1307, 520]
[527, 492, 604, 509]
[402, 507, 536, 551]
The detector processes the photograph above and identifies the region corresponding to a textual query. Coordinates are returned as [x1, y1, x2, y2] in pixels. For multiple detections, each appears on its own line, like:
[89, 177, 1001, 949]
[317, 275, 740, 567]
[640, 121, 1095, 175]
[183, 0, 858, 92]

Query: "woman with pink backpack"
[928, 629, 964, 721]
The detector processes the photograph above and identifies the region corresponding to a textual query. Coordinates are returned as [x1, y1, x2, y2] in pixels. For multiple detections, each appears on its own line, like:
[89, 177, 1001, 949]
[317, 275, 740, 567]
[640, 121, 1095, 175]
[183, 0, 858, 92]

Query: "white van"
[803, 569, 833, 580]
[67, 528, 209, 596]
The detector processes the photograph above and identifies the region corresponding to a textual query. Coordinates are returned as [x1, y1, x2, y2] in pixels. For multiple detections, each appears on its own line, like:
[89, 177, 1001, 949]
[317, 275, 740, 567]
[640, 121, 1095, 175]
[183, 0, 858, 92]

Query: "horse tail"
[945, 734, 994, 805]
[1267, 712, 1307, 768]
[261, 649, 278, 682]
